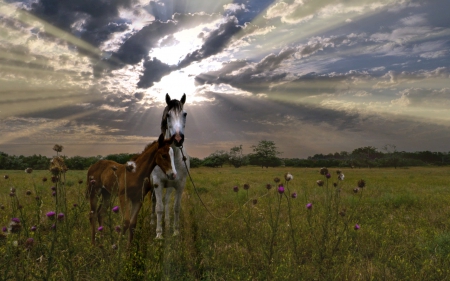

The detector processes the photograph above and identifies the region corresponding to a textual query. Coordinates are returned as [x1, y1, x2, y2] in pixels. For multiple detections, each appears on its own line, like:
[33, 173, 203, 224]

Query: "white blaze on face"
[167, 110, 186, 143]
[168, 147, 177, 178]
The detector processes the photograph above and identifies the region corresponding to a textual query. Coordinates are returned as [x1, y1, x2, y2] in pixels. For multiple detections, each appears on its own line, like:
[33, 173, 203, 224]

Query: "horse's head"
[162, 93, 187, 147]
[155, 134, 177, 180]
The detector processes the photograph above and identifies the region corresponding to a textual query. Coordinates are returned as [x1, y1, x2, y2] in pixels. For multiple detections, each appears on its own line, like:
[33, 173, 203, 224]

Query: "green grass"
[1, 166, 450, 280]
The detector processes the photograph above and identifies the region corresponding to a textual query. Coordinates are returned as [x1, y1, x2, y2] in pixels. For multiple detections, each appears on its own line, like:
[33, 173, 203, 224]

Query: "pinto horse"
[86, 134, 176, 245]
[150, 93, 190, 239]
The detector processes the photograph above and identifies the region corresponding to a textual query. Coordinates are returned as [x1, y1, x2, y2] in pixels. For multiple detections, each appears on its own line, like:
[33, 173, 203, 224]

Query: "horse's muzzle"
[166, 171, 177, 180]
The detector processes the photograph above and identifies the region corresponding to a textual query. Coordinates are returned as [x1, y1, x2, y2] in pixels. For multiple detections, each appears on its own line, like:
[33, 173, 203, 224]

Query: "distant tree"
[189, 157, 202, 168]
[202, 150, 228, 168]
[382, 144, 401, 169]
[229, 145, 245, 168]
[351, 146, 380, 168]
[104, 153, 133, 164]
[249, 140, 282, 168]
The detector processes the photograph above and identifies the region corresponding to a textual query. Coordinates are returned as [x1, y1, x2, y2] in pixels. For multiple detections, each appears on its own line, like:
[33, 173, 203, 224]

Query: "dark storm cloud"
[178, 17, 243, 68]
[137, 57, 176, 88]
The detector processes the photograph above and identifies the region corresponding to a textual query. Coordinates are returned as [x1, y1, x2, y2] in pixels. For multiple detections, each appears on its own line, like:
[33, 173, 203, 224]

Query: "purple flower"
[51, 224, 56, 230]
[51, 186, 56, 191]
[112, 206, 119, 213]
[26, 190, 32, 195]
[52, 191, 56, 197]
[46, 211, 56, 219]
[266, 183, 272, 190]
[291, 192, 297, 199]
[11, 218, 20, 224]
[326, 173, 331, 179]
[25, 238, 34, 249]
[354, 224, 360, 230]
[31, 226, 37, 232]
[98, 226, 104, 232]
[243, 183, 250, 190]
[73, 203, 78, 208]
[277, 185, 285, 194]
[233, 186, 239, 192]
[57, 213, 65, 221]
[115, 225, 121, 233]
[306, 203, 313, 210]
[2, 226, 7, 232]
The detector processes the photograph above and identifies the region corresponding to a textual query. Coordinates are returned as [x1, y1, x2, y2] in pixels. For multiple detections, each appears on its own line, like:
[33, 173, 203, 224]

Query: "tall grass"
[1, 166, 450, 280]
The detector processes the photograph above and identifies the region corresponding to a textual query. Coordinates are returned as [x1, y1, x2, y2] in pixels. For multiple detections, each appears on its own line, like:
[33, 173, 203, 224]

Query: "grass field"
[1, 166, 450, 280]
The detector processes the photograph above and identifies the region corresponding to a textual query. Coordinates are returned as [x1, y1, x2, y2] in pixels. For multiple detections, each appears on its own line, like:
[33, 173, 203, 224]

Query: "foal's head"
[161, 93, 187, 147]
[155, 134, 177, 179]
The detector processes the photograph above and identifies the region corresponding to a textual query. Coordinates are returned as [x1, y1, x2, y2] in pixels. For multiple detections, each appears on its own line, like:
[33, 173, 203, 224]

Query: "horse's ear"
[165, 93, 171, 105]
[180, 94, 186, 105]
[158, 133, 165, 148]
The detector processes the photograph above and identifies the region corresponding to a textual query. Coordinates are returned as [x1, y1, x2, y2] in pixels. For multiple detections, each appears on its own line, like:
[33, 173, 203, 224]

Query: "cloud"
[137, 57, 176, 88]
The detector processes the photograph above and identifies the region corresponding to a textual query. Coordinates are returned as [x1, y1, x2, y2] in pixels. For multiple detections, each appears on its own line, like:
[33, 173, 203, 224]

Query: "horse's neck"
[134, 145, 157, 177]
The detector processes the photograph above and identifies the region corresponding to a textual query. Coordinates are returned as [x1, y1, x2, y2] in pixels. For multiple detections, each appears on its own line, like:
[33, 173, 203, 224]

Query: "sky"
[0, 0, 449, 159]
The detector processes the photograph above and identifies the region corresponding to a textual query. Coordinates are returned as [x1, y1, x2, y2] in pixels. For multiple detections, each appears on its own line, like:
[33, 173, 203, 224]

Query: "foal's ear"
[158, 133, 165, 148]
[165, 93, 171, 105]
[180, 93, 186, 105]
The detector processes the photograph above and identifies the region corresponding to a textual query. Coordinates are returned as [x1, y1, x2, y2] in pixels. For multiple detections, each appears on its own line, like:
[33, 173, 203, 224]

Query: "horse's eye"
[162, 155, 167, 159]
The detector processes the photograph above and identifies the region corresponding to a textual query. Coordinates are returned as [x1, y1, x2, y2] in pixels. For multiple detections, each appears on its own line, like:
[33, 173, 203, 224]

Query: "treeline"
[1, 143, 449, 170]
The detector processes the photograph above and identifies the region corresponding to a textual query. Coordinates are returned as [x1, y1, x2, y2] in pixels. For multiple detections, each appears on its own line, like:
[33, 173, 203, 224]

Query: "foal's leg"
[150, 190, 156, 225]
[120, 191, 131, 235]
[173, 181, 186, 236]
[89, 191, 99, 245]
[128, 200, 143, 246]
[98, 189, 111, 230]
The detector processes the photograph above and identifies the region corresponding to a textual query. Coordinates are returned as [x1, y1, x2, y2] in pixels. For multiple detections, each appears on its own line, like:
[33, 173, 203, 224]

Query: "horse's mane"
[161, 99, 184, 134]
[130, 140, 158, 161]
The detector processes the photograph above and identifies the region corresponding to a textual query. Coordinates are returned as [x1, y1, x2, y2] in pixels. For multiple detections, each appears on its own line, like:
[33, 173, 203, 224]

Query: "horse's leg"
[164, 187, 174, 230]
[89, 190, 99, 245]
[120, 191, 131, 236]
[153, 185, 164, 239]
[128, 200, 143, 246]
[98, 189, 111, 231]
[150, 189, 156, 225]
[173, 181, 186, 236]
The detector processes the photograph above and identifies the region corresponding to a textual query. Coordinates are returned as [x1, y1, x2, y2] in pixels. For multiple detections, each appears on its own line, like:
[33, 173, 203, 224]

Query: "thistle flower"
[357, 179, 366, 188]
[25, 238, 34, 250]
[336, 169, 342, 175]
[354, 224, 360, 230]
[73, 203, 78, 208]
[111, 244, 118, 250]
[9, 219, 21, 233]
[2, 226, 7, 232]
[98, 226, 104, 232]
[252, 199, 258, 205]
[26, 190, 32, 196]
[51, 224, 56, 230]
[266, 183, 272, 190]
[4, 175, 9, 179]
[320, 167, 328, 175]
[25, 168, 33, 174]
[51, 186, 56, 191]
[291, 192, 297, 199]
[353, 188, 359, 193]
[0, 205, 4, 210]
[35, 196, 40, 201]
[115, 225, 121, 233]
[233, 186, 239, 192]
[51, 176, 58, 183]
[338, 173, 345, 181]
[326, 173, 331, 179]
[9, 192, 15, 197]
[333, 182, 338, 187]
[31, 226, 37, 232]
[112, 206, 119, 213]
[78, 180, 83, 184]
[46, 211, 56, 220]
[306, 203, 313, 209]
[243, 183, 250, 190]
[57, 213, 65, 221]
[277, 185, 285, 194]
[316, 180, 324, 187]
[52, 191, 56, 197]
[284, 173, 293, 182]
[42, 177, 47, 182]
[274, 177, 280, 183]
[18, 205, 23, 210]
[10, 187, 16, 193]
